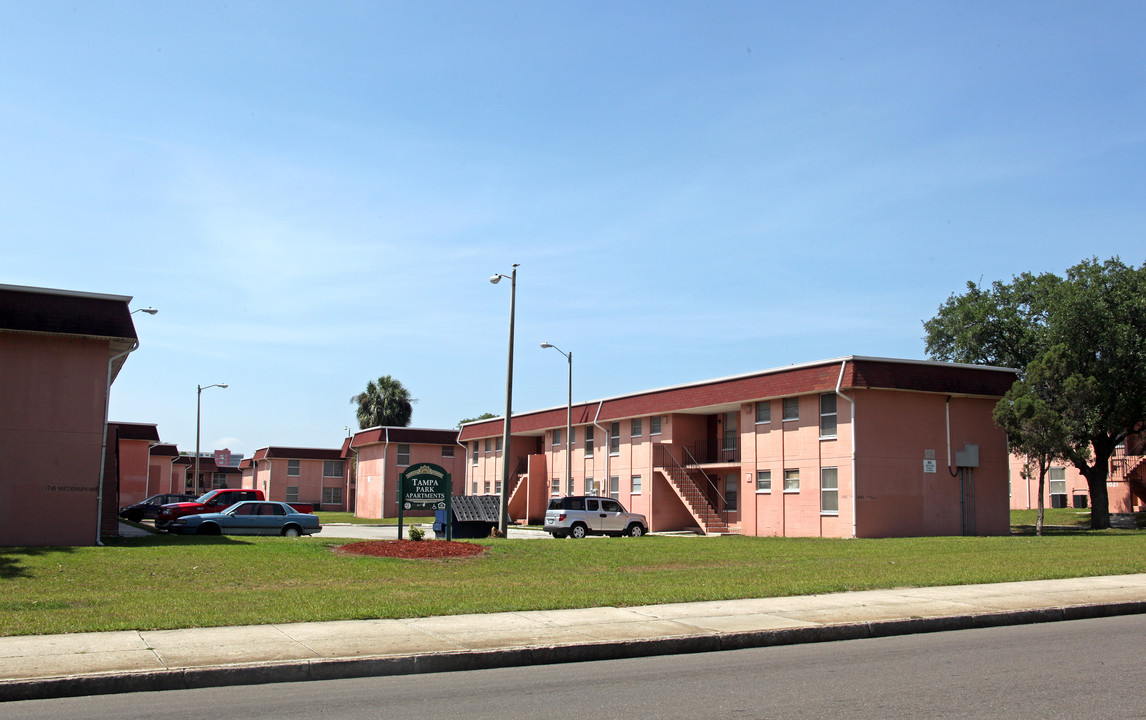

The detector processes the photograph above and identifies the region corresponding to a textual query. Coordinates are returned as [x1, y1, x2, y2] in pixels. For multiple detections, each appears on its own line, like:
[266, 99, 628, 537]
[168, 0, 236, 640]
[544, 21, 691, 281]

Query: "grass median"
[3, 527, 1146, 637]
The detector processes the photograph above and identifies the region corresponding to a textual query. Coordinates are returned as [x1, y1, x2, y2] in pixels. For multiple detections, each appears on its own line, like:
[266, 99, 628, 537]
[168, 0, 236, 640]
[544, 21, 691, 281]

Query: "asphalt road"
[3, 614, 1139, 719]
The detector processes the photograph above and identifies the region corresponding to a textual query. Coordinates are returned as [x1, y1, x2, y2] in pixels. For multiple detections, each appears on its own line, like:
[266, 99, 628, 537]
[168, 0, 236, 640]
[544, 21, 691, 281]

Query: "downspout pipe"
[835, 359, 857, 539]
[382, 427, 390, 518]
[97, 340, 139, 546]
[592, 400, 607, 496]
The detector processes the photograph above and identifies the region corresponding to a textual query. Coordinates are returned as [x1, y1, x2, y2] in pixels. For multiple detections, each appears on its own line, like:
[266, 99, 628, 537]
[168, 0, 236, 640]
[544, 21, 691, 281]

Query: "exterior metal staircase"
[654, 445, 730, 535]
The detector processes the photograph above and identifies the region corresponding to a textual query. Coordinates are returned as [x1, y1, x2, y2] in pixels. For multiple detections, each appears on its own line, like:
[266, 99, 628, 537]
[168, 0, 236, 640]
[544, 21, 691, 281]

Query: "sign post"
[398, 463, 452, 540]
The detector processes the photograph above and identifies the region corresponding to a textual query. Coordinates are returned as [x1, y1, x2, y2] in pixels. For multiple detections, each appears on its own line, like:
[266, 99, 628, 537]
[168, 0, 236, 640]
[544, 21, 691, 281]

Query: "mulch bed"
[335, 540, 487, 560]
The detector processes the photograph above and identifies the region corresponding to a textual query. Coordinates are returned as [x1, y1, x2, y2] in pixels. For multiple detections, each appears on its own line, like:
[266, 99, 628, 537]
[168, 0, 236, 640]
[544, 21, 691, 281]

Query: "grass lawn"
[3, 527, 1146, 637]
[314, 512, 402, 526]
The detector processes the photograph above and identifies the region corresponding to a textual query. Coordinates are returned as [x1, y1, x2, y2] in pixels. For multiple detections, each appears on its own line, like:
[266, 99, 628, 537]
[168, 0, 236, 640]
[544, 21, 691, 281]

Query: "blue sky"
[2, 1, 1143, 456]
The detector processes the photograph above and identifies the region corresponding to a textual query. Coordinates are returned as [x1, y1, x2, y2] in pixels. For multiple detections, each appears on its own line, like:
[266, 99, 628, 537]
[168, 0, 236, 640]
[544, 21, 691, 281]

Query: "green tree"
[457, 412, 497, 429]
[351, 375, 415, 429]
[925, 257, 1146, 529]
[992, 372, 1071, 536]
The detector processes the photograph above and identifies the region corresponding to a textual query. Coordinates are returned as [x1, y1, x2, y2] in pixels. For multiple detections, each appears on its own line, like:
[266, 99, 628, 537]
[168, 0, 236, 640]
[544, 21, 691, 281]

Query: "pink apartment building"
[244, 447, 348, 510]
[458, 356, 1019, 538]
[0, 284, 139, 547]
[1008, 433, 1146, 514]
[105, 422, 161, 510]
[148, 443, 182, 495]
[349, 427, 466, 519]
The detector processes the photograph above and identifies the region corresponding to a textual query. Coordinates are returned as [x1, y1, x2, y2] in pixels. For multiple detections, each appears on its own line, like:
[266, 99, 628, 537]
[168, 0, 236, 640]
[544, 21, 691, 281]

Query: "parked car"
[166, 501, 322, 537]
[544, 496, 648, 538]
[155, 489, 313, 530]
[118, 493, 198, 523]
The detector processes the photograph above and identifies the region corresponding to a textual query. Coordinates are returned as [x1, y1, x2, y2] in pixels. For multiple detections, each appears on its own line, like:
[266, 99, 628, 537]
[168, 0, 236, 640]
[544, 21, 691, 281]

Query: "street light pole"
[195, 383, 228, 495]
[490, 264, 518, 535]
[540, 342, 572, 495]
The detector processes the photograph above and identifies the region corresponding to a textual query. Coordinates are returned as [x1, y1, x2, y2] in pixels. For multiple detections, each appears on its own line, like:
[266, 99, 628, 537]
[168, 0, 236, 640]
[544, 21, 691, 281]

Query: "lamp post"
[195, 383, 228, 495]
[540, 342, 572, 495]
[489, 264, 518, 535]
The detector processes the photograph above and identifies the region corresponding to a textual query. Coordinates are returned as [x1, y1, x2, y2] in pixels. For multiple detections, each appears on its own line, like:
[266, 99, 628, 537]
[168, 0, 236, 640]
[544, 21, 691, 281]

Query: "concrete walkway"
[3, 573, 1146, 702]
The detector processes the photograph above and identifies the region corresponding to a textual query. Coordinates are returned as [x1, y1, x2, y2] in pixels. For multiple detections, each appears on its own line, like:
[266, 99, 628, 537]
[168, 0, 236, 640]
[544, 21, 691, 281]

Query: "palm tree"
[351, 375, 415, 429]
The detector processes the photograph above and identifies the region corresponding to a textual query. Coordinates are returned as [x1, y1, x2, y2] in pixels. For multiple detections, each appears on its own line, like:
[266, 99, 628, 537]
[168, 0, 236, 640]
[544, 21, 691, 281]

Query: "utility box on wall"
[954, 444, 979, 468]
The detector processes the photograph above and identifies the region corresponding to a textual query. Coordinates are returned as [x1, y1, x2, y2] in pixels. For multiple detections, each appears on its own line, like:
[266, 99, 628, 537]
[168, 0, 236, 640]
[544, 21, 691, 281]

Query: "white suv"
[544, 496, 648, 538]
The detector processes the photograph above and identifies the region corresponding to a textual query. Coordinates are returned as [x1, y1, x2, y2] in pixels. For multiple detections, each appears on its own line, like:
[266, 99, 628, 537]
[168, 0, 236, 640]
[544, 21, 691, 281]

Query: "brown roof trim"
[251, 447, 343, 461]
[350, 426, 460, 448]
[458, 356, 1018, 441]
[108, 422, 161, 442]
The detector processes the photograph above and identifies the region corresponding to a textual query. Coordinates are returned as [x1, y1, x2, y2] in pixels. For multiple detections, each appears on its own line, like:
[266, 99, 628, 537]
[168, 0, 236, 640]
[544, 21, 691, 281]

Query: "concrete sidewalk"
[3, 574, 1146, 702]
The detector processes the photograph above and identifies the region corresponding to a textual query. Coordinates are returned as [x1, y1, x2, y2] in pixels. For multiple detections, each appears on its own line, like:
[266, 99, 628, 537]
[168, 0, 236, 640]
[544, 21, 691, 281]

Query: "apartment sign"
[398, 463, 454, 540]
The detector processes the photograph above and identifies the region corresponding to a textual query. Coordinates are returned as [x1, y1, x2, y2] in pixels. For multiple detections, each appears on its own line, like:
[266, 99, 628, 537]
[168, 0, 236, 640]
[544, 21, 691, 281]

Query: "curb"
[4, 599, 1146, 702]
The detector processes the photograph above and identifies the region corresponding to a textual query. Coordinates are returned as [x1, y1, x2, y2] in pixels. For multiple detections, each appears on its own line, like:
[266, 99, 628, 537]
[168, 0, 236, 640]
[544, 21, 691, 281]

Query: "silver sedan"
[168, 501, 321, 537]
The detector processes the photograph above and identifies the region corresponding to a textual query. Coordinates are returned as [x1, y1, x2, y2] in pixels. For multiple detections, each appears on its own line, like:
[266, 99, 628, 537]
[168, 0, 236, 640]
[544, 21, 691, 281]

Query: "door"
[599, 499, 628, 533]
[724, 473, 739, 521]
[722, 412, 738, 462]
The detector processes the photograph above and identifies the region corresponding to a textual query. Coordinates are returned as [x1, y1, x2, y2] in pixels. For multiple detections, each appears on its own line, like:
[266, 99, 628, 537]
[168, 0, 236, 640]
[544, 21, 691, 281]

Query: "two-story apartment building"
[350, 427, 467, 519]
[243, 447, 348, 510]
[458, 356, 1018, 538]
[1, 284, 139, 547]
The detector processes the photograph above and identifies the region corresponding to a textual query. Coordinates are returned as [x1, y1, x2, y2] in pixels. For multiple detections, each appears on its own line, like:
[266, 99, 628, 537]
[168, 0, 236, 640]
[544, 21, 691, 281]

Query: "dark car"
[166, 501, 322, 537]
[118, 493, 198, 523]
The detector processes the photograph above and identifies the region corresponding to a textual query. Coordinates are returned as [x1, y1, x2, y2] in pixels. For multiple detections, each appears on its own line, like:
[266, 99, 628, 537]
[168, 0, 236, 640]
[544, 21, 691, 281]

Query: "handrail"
[682, 445, 727, 512]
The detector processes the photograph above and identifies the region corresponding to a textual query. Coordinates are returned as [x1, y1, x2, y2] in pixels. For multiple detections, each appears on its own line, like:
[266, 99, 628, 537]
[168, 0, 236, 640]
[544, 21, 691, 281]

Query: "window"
[784, 469, 800, 492]
[396, 444, 410, 466]
[820, 394, 838, 438]
[322, 487, 343, 505]
[609, 475, 619, 499]
[632, 474, 642, 494]
[609, 422, 620, 455]
[496, 437, 502, 452]
[585, 426, 595, 457]
[212, 472, 227, 488]
[724, 474, 738, 513]
[756, 470, 771, 493]
[472, 441, 479, 465]
[485, 439, 491, 452]
[650, 416, 662, 435]
[441, 445, 454, 458]
[483, 479, 490, 494]
[782, 398, 799, 422]
[551, 478, 560, 496]
[570, 427, 576, 446]
[755, 401, 771, 424]
[567, 475, 575, 495]
[471, 479, 478, 494]
[287, 459, 300, 477]
[601, 499, 623, 513]
[585, 476, 594, 495]
[821, 467, 839, 514]
[1049, 467, 1067, 499]
[323, 460, 343, 477]
[631, 418, 642, 437]
[286, 486, 299, 502]
[553, 428, 562, 446]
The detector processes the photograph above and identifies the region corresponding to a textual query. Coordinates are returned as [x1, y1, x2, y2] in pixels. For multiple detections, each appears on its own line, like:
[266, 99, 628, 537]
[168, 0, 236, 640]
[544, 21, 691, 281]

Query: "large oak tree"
[924, 257, 1146, 529]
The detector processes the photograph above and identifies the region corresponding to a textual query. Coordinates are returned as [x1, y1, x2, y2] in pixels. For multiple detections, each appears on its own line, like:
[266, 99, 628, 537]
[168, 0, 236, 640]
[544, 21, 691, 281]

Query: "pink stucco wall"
[852, 390, 1009, 537]
[117, 438, 152, 507]
[0, 334, 108, 546]
[356, 442, 466, 519]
